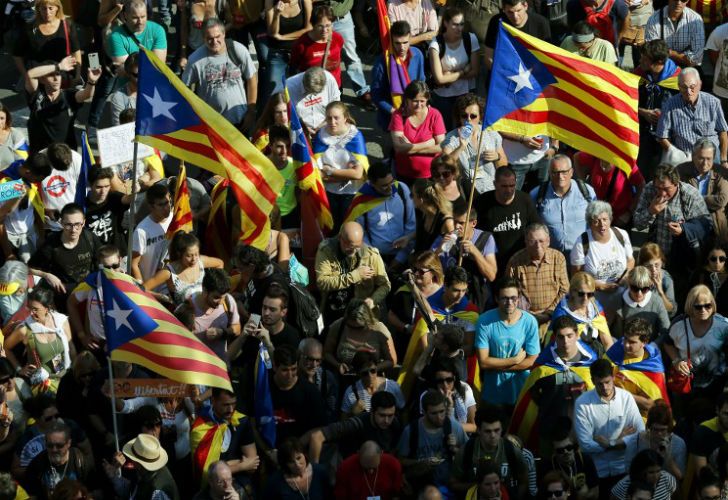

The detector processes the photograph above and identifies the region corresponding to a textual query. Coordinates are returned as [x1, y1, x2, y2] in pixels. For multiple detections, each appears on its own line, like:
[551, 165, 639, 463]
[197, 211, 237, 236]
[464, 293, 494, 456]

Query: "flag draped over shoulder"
[190, 405, 245, 483]
[166, 163, 194, 238]
[312, 131, 369, 172]
[88, 269, 231, 391]
[75, 131, 94, 210]
[376, 0, 410, 108]
[284, 84, 333, 233]
[134, 47, 283, 250]
[484, 22, 640, 175]
[254, 343, 276, 448]
[606, 341, 669, 405]
[510, 342, 596, 451]
[344, 181, 400, 223]
[634, 57, 681, 91]
[544, 298, 610, 345]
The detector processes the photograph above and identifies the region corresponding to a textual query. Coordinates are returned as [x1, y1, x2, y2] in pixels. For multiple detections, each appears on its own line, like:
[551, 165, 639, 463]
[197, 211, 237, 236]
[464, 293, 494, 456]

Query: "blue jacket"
[370, 48, 426, 131]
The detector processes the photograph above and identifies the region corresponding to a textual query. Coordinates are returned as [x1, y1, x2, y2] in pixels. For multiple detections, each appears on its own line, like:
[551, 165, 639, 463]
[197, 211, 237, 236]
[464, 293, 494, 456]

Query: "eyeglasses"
[709, 255, 727, 263]
[43, 413, 59, 422]
[630, 285, 651, 294]
[499, 296, 519, 303]
[460, 113, 478, 120]
[62, 222, 83, 230]
[546, 490, 565, 498]
[434, 171, 453, 180]
[414, 268, 432, 275]
[550, 168, 572, 176]
[555, 444, 575, 454]
[46, 441, 68, 449]
[359, 368, 378, 376]
[576, 291, 594, 298]
[435, 376, 455, 384]
[304, 356, 322, 364]
[694, 303, 713, 311]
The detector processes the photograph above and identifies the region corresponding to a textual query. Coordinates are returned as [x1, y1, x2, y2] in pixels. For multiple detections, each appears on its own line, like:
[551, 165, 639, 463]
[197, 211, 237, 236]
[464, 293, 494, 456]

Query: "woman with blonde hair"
[387, 250, 444, 358]
[12, 0, 82, 86]
[412, 179, 455, 254]
[665, 285, 728, 398]
[312, 101, 369, 232]
[637, 242, 677, 317]
[549, 271, 613, 356]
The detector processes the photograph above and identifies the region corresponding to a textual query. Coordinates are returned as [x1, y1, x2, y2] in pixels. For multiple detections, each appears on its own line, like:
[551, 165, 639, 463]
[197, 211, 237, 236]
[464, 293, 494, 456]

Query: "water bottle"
[460, 123, 473, 140]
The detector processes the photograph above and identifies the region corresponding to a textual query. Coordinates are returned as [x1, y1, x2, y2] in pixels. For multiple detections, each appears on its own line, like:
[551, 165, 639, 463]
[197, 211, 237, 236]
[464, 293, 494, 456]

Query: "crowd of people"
[4, 0, 728, 498]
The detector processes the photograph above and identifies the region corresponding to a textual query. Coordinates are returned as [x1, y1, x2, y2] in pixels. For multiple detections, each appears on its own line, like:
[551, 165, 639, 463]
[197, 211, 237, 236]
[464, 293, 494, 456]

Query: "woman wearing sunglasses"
[549, 272, 614, 357]
[637, 243, 677, 318]
[691, 245, 728, 300]
[441, 94, 507, 195]
[430, 154, 466, 204]
[421, 357, 476, 433]
[665, 285, 728, 399]
[607, 266, 670, 339]
[340, 351, 405, 418]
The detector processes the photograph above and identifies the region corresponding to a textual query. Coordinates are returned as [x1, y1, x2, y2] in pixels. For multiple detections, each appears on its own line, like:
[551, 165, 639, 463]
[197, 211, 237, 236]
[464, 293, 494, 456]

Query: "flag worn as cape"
[634, 57, 680, 91]
[606, 340, 669, 413]
[312, 129, 369, 173]
[484, 22, 640, 175]
[510, 341, 597, 452]
[544, 296, 611, 345]
[134, 47, 283, 250]
[190, 405, 246, 484]
[343, 181, 402, 223]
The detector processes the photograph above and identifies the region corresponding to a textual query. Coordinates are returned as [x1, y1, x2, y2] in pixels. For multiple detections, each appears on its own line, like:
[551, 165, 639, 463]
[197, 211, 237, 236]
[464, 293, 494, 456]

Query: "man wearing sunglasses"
[544, 421, 599, 500]
[645, 0, 704, 68]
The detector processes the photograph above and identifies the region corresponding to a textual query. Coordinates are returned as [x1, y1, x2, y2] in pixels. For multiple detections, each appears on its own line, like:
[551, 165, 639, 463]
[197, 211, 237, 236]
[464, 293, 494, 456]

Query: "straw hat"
[122, 434, 168, 471]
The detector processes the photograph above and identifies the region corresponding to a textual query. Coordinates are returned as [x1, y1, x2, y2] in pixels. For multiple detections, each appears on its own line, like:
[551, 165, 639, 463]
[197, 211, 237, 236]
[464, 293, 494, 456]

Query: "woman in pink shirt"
[390, 81, 446, 184]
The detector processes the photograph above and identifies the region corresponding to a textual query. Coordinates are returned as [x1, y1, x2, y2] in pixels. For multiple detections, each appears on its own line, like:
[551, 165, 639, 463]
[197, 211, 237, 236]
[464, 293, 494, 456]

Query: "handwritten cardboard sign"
[113, 378, 192, 398]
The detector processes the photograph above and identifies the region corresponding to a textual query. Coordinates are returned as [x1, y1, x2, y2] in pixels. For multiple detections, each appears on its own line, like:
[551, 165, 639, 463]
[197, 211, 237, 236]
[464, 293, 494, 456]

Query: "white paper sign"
[97, 122, 153, 167]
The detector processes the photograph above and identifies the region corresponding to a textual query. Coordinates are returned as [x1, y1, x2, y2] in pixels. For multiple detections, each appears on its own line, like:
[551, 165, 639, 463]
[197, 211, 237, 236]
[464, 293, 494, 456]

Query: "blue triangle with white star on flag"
[98, 270, 159, 352]
[135, 49, 201, 137]
[483, 21, 557, 129]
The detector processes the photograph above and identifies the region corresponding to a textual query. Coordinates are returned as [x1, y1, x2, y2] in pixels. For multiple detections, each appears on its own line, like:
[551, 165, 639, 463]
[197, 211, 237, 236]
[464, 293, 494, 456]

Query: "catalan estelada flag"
[312, 129, 369, 175]
[344, 181, 401, 223]
[376, 0, 410, 108]
[134, 47, 283, 250]
[544, 297, 611, 345]
[606, 340, 669, 419]
[166, 163, 194, 238]
[0, 158, 44, 221]
[75, 131, 94, 211]
[634, 57, 681, 91]
[205, 178, 233, 267]
[509, 341, 597, 453]
[88, 269, 231, 391]
[484, 22, 640, 175]
[191, 405, 246, 484]
[397, 287, 480, 401]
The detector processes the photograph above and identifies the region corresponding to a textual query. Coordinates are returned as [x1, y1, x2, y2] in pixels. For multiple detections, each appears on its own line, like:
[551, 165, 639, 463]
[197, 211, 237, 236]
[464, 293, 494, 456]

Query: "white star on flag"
[143, 88, 178, 120]
[108, 299, 133, 332]
[507, 63, 534, 94]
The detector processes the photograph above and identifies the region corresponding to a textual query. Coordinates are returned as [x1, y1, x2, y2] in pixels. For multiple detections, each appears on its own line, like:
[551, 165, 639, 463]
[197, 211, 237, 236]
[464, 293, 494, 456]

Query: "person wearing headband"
[561, 21, 618, 64]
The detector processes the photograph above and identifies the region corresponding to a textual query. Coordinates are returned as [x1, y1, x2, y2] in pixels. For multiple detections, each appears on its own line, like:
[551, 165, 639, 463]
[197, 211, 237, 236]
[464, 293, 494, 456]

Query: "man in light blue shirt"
[475, 277, 540, 407]
[354, 162, 416, 270]
[530, 154, 596, 257]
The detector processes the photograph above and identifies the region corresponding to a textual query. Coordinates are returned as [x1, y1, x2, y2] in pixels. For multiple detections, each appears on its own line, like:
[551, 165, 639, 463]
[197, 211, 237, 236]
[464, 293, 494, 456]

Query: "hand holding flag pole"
[457, 128, 486, 267]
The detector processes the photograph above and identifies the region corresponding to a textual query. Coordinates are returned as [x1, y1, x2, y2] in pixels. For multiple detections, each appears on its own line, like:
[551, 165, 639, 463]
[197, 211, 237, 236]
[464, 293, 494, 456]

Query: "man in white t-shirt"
[286, 67, 340, 132]
[131, 183, 172, 282]
[40, 143, 82, 220]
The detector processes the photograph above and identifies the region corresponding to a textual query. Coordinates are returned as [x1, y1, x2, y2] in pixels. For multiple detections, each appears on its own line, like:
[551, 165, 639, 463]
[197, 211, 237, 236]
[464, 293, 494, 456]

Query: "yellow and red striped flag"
[166, 163, 194, 238]
[134, 47, 283, 250]
[89, 269, 231, 391]
[484, 22, 640, 175]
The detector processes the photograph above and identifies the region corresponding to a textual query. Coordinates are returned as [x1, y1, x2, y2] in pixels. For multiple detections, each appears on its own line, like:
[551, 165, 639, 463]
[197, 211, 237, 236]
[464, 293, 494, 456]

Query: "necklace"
[286, 467, 311, 500]
[363, 465, 379, 496]
[48, 458, 70, 491]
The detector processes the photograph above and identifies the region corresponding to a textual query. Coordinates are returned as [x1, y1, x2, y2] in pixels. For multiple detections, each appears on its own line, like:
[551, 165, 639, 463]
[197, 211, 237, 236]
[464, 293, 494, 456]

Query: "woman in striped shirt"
[610, 449, 677, 500]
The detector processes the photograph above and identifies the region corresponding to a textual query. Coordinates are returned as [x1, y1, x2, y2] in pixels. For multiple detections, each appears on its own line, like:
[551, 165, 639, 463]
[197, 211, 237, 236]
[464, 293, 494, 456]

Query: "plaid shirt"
[656, 92, 728, 155]
[645, 6, 705, 65]
[633, 181, 710, 255]
[506, 247, 569, 314]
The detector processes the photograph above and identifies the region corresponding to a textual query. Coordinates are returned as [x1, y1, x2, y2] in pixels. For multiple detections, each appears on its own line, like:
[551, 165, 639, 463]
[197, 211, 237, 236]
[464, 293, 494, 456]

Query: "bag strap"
[575, 178, 591, 202]
[536, 181, 549, 208]
[581, 231, 590, 256]
[604, 168, 621, 202]
[63, 19, 70, 56]
[684, 316, 691, 359]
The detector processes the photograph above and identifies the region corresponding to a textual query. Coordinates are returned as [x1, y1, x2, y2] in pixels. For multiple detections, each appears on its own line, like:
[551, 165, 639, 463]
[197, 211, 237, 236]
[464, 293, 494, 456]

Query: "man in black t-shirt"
[484, 0, 552, 70]
[29, 203, 101, 294]
[476, 167, 541, 278]
[242, 283, 300, 354]
[85, 167, 132, 252]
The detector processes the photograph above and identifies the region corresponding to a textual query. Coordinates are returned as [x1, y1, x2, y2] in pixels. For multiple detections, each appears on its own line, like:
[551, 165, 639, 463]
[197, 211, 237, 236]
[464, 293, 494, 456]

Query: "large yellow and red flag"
[484, 22, 640, 174]
[166, 163, 194, 239]
[134, 47, 283, 250]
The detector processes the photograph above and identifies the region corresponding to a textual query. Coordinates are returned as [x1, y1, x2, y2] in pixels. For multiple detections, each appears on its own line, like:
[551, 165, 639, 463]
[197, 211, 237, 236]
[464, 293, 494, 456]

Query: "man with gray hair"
[298, 337, 338, 422]
[182, 18, 258, 134]
[192, 461, 243, 500]
[657, 68, 728, 164]
[677, 139, 728, 244]
[505, 222, 569, 325]
[286, 66, 341, 132]
[529, 154, 596, 258]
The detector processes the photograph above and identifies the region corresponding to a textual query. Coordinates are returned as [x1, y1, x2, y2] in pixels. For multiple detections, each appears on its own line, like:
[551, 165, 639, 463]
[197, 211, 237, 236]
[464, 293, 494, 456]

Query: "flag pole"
[96, 271, 120, 453]
[321, 32, 333, 71]
[457, 127, 486, 267]
[126, 142, 140, 275]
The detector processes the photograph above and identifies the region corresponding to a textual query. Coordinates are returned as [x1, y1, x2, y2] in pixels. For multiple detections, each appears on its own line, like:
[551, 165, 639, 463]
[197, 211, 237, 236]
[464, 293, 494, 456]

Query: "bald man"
[334, 440, 403, 499]
[315, 221, 390, 323]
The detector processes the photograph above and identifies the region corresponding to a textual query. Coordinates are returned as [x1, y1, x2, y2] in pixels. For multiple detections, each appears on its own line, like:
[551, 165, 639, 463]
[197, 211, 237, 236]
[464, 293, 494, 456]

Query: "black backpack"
[287, 280, 323, 337]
